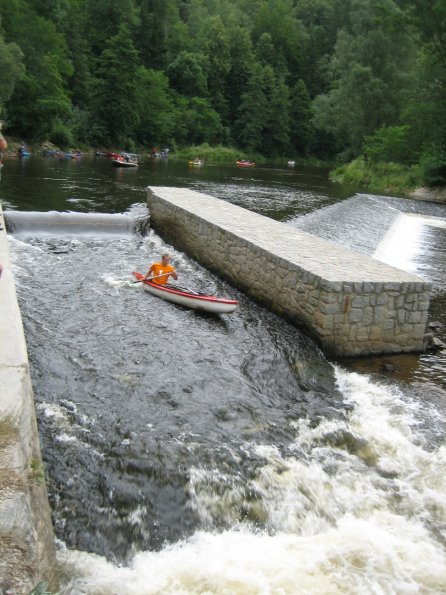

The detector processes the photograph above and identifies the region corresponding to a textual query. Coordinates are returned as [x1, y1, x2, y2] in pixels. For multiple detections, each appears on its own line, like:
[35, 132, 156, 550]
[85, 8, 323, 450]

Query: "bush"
[174, 144, 266, 165]
[49, 118, 73, 148]
[420, 146, 446, 186]
[363, 125, 412, 164]
[331, 156, 422, 196]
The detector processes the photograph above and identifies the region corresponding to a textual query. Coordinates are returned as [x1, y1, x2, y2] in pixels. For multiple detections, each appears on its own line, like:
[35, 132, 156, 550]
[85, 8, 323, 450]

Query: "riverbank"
[330, 157, 446, 202]
[0, 137, 332, 168]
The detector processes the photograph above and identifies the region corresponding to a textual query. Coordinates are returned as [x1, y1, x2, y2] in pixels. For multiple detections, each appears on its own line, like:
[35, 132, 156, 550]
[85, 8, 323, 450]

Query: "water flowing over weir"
[4, 208, 150, 237]
[6, 193, 446, 593]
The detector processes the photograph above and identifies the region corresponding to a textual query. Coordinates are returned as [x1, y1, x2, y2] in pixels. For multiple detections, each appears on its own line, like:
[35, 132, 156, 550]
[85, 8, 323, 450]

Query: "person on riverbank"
[145, 254, 177, 285]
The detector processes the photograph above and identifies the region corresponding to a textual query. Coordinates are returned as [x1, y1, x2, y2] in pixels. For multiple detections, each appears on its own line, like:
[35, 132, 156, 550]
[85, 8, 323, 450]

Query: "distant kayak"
[112, 159, 138, 168]
[132, 272, 238, 314]
[188, 159, 204, 167]
[236, 160, 255, 167]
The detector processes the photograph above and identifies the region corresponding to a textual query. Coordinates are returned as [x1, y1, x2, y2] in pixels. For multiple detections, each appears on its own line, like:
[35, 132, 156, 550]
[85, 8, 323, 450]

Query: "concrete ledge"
[147, 187, 431, 356]
[0, 205, 57, 593]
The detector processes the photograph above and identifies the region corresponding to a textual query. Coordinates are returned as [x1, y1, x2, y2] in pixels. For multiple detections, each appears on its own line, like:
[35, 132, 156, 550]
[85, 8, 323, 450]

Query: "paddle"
[131, 272, 174, 284]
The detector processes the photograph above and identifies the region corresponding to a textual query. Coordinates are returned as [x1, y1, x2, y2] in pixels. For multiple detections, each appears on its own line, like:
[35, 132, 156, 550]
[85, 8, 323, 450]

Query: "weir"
[147, 187, 431, 357]
[4, 209, 148, 237]
[0, 205, 57, 592]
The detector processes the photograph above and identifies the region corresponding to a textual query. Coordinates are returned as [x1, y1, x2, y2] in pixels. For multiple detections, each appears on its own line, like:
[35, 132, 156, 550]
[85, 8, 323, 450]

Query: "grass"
[173, 144, 337, 167]
[331, 156, 422, 196]
[0, 418, 17, 450]
[29, 457, 45, 483]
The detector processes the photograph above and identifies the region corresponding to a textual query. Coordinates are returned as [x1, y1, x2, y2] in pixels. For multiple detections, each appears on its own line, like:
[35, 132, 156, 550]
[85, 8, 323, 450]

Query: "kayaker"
[144, 254, 178, 285]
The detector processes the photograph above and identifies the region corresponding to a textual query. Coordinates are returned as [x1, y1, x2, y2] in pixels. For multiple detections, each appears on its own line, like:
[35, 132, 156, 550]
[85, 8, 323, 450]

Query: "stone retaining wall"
[0, 205, 57, 593]
[147, 187, 431, 357]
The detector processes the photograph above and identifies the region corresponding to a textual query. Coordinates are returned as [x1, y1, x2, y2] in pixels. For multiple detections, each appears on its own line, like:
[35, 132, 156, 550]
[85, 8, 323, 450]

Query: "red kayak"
[132, 272, 238, 314]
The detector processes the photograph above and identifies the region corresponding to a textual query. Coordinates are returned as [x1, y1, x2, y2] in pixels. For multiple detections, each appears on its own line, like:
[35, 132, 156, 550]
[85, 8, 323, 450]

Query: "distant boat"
[112, 158, 138, 168]
[42, 150, 80, 159]
[287, 160, 295, 167]
[188, 159, 204, 167]
[18, 148, 31, 158]
[236, 159, 255, 168]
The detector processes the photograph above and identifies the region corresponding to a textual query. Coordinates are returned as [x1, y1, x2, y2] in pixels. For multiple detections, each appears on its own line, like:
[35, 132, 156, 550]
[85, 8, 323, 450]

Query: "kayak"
[236, 160, 255, 167]
[132, 272, 238, 314]
[112, 159, 138, 167]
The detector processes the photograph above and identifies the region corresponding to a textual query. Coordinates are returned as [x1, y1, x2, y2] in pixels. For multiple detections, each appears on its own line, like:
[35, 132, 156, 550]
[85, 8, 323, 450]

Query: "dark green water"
[0, 154, 354, 216]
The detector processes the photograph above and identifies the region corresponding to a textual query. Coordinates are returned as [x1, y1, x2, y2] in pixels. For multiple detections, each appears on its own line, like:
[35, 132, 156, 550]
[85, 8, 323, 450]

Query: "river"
[1, 155, 446, 594]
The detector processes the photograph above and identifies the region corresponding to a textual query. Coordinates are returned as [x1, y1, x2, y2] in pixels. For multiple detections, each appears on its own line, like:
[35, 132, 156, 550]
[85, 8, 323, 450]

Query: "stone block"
[383, 282, 400, 291]
[348, 308, 364, 323]
[320, 302, 340, 315]
[397, 310, 408, 324]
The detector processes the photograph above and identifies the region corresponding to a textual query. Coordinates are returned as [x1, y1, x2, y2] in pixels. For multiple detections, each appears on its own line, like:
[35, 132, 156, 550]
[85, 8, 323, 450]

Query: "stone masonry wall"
[147, 187, 431, 357]
[0, 205, 57, 593]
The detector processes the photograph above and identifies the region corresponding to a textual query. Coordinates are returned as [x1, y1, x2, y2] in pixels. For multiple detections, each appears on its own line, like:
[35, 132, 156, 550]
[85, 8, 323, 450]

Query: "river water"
[2, 156, 446, 594]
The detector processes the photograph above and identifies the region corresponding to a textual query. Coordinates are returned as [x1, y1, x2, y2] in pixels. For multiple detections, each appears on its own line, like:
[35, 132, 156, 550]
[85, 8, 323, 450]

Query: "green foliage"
[167, 51, 209, 97]
[235, 63, 270, 152]
[313, 5, 411, 159]
[175, 143, 261, 164]
[135, 68, 175, 145]
[91, 24, 141, 145]
[203, 16, 230, 118]
[226, 26, 254, 123]
[0, 30, 24, 111]
[363, 125, 412, 164]
[289, 79, 313, 155]
[331, 156, 422, 195]
[49, 117, 73, 148]
[1, 1, 73, 139]
[174, 97, 223, 145]
[420, 146, 446, 187]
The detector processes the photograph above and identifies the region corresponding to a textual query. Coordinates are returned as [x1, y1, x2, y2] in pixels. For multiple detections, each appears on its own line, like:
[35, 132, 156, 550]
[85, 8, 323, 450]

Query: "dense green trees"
[0, 0, 444, 184]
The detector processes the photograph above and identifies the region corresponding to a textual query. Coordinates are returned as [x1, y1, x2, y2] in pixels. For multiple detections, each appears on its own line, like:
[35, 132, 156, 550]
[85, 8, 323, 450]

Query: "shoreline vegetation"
[330, 157, 446, 202]
[330, 157, 422, 198]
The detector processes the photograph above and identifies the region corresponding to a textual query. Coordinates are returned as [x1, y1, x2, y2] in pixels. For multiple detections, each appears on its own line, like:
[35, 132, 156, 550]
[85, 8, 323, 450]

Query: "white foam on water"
[58, 517, 446, 594]
[57, 368, 446, 594]
[373, 212, 446, 277]
[56, 432, 79, 444]
[101, 273, 134, 288]
[373, 213, 425, 273]
[37, 402, 71, 426]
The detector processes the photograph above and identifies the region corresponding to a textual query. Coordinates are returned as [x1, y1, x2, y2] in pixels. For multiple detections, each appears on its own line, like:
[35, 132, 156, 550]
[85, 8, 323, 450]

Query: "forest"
[0, 0, 445, 186]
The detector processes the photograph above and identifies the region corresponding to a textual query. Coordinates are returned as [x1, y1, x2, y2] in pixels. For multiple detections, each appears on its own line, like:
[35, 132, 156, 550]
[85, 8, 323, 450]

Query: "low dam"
[0, 206, 57, 592]
[147, 187, 431, 357]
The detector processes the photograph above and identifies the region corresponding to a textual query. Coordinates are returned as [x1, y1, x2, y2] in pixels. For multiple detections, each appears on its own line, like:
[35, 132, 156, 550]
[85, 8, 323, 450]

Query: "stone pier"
[147, 187, 431, 357]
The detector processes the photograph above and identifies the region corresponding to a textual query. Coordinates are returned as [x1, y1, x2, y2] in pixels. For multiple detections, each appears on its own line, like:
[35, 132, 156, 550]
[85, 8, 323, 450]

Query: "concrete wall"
[0, 205, 57, 593]
[147, 187, 431, 357]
